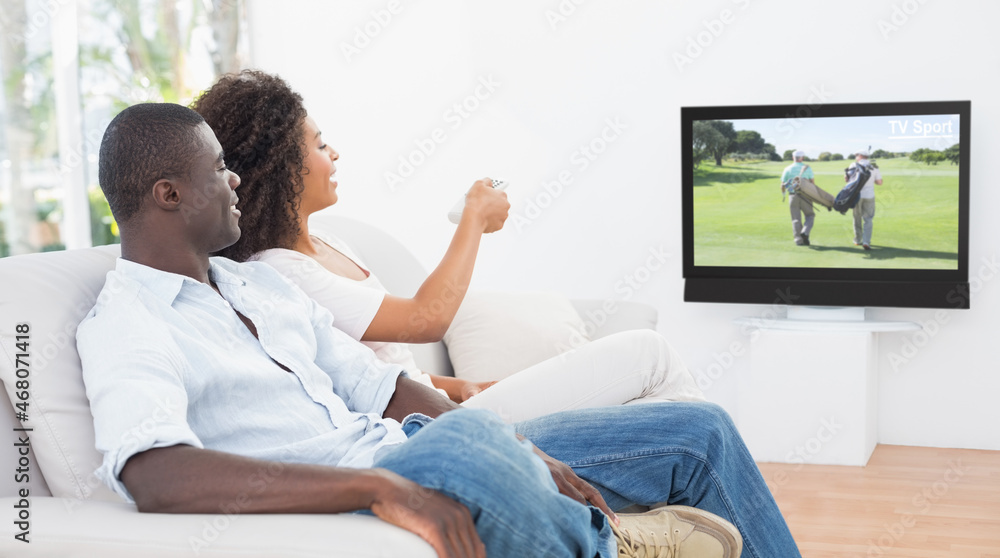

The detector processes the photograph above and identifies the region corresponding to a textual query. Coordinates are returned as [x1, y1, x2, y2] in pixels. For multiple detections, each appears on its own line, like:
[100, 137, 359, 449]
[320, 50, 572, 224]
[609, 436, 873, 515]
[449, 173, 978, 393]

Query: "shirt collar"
[115, 257, 246, 306]
[209, 257, 249, 289]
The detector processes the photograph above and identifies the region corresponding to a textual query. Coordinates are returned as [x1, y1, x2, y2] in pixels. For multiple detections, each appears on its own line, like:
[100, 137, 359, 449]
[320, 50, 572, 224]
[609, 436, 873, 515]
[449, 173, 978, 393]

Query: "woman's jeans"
[461, 329, 706, 423]
[372, 403, 801, 558]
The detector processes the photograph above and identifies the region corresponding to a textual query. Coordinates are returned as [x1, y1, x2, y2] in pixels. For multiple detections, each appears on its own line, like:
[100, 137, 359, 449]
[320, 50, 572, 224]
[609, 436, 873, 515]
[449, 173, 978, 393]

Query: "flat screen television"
[681, 100, 970, 309]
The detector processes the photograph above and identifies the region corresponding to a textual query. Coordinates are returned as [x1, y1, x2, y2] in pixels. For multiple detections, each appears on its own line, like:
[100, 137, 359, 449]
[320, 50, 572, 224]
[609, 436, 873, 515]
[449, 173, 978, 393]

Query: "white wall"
[247, 0, 1000, 451]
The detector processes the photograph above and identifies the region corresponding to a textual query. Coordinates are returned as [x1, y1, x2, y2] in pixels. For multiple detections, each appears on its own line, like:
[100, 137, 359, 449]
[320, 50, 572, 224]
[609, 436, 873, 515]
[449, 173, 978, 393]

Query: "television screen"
[681, 101, 970, 309]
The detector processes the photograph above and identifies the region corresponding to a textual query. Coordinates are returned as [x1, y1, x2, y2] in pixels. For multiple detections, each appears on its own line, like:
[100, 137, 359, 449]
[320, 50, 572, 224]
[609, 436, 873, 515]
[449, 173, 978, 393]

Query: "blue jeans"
[374, 404, 801, 557]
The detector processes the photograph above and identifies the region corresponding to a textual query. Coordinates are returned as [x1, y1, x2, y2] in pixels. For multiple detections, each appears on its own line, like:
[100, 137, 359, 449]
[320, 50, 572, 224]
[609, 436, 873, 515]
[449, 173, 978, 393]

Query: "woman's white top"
[253, 233, 438, 390]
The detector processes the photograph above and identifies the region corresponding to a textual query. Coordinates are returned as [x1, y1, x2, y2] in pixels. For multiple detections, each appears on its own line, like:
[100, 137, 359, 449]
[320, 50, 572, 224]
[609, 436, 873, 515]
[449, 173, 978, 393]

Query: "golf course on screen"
[692, 157, 960, 269]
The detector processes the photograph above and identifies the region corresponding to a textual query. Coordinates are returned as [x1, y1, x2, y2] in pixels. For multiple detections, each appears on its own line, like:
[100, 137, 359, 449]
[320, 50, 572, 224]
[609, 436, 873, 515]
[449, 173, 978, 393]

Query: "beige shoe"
[612, 505, 742, 557]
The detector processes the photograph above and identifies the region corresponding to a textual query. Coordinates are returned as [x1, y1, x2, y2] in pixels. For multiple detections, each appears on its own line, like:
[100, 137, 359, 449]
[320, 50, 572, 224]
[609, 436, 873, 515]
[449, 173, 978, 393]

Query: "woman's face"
[298, 115, 339, 215]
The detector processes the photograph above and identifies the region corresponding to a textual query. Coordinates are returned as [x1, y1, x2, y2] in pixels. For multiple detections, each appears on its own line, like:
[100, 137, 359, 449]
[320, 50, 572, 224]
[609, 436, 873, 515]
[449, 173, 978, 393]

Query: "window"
[0, 0, 248, 257]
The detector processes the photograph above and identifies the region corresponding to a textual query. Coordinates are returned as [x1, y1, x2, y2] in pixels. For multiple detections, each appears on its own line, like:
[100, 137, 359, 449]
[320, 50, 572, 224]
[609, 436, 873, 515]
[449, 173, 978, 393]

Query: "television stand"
[734, 307, 918, 466]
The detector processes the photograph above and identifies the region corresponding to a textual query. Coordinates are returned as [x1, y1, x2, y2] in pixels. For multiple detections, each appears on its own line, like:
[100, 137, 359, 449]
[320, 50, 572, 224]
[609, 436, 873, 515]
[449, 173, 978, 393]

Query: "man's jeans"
[373, 404, 801, 558]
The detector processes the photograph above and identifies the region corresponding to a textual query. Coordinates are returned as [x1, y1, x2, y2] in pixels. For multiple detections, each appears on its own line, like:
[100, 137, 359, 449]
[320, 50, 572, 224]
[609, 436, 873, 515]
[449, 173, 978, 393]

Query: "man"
[78, 103, 802, 557]
[781, 150, 816, 246]
[848, 150, 883, 250]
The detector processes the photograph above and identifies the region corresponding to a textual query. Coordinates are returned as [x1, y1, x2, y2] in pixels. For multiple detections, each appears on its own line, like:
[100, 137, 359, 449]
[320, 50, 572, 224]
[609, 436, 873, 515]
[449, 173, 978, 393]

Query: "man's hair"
[191, 70, 308, 262]
[98, 103, 206, 224]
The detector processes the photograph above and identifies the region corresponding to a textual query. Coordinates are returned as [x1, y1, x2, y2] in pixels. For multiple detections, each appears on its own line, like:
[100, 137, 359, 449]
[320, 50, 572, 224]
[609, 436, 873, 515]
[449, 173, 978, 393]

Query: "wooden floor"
[756, 445, 1000, 558]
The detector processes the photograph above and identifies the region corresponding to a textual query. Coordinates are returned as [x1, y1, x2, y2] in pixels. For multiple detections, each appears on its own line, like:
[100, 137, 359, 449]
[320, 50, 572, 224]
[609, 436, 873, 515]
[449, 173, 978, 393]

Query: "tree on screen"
[910, 148, 949, 165]
[731, 130, 766, 155]
[705, 120, 736, 166]
[943, 144, 960, 165]
[693, 121, 727, 169]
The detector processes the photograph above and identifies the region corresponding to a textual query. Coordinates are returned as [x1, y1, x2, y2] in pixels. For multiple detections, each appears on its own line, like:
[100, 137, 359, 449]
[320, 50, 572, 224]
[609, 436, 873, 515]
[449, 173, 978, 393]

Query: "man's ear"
[151, 178, 184, 211]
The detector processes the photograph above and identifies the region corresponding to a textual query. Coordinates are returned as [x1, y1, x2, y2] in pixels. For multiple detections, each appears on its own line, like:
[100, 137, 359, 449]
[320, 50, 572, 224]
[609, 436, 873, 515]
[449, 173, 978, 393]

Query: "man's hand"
[528, 443, 619, 526]
[370, 469, 486, 558]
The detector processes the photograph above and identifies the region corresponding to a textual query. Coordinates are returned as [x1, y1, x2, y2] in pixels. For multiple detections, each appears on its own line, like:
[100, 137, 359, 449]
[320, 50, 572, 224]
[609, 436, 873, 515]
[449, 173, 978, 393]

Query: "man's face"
[177, 122, 242, 253]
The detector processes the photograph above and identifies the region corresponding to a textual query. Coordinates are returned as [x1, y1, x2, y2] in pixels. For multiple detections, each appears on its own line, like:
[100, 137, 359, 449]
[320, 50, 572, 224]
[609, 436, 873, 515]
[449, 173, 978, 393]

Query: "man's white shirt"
[77, 257, 409, 502]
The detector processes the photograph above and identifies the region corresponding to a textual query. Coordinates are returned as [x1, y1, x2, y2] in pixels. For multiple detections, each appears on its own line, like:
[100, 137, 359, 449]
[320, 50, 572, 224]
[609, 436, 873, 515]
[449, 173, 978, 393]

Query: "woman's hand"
[431, 376, 498, 404]
[462, 178, 509, 233]
[361, 177, 508, 344]
[460, 380, 497, 402]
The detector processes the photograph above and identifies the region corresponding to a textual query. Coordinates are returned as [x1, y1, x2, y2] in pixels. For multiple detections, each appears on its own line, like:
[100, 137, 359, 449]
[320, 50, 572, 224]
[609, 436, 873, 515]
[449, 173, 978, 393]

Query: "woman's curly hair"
[190, 70, 308, 262]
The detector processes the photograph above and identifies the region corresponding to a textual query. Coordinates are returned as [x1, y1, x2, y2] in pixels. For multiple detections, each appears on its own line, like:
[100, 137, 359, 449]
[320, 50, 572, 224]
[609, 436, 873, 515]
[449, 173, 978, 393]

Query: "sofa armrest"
[0, 497, 435, 557]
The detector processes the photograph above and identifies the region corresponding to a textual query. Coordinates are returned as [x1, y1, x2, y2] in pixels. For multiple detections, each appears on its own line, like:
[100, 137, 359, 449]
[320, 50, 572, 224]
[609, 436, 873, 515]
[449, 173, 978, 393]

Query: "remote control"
[448, 179, 509, 224]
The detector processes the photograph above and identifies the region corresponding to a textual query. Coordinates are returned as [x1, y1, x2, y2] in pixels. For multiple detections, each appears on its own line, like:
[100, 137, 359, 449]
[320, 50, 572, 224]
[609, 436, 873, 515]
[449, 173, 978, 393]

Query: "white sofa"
[0, 214, 657, 557]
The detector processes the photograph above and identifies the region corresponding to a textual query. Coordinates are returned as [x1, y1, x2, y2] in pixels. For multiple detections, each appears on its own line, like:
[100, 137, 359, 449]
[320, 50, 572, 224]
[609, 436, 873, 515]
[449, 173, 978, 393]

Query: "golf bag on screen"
[833, 163, 873, 214]
[783, 165, 835, 210]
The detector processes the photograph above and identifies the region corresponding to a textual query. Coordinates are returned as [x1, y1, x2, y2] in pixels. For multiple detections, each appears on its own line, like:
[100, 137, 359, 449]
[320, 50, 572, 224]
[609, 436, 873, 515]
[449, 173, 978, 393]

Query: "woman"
[191, 70, 703, 422]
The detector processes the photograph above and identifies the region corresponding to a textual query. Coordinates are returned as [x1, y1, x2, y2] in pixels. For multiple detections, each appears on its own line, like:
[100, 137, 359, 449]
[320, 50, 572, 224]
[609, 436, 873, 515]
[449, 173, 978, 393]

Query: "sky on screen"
[727, 114, 960, 159]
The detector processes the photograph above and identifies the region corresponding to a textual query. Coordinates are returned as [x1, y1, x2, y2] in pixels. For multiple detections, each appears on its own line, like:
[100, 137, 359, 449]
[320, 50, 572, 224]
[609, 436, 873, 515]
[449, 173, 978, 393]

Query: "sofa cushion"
[442, 291, 590, 383]
[0, 245, 124, 503]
